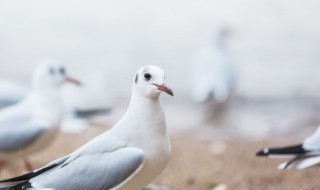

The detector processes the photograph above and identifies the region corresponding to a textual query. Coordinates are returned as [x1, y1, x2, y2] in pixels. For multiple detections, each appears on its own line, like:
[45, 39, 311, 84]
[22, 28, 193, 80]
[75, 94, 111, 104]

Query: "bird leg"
[23, 158, 33, 172]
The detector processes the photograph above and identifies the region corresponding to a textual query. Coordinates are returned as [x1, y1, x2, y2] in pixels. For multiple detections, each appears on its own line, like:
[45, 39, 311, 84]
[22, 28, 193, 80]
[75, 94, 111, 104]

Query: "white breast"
[117, 134, 170, 190]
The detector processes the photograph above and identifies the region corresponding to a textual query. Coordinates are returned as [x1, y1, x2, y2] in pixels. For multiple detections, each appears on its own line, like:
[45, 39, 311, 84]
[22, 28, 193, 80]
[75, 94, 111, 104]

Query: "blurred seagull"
[0, 80, 110, 119]
[256, 126, 320, 169]
[0, 79, 29, 109]
[191, 25, 236, 104]
[0, 65, 173, 190]
[0, 60, 81, 173]
[0, 76, 110, 134]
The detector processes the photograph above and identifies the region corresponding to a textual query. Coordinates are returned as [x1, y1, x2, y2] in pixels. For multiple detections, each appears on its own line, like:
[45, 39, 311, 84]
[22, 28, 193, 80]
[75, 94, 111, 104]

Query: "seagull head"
[133, 65, 173, 99]
[33, 60, 81, 90]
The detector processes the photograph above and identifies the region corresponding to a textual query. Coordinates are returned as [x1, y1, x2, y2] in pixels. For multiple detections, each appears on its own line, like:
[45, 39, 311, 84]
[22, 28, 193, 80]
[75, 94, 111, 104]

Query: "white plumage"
[192, 25, 236, 103]
[0, 60, 80, 172]
[0, 65, 173, 190]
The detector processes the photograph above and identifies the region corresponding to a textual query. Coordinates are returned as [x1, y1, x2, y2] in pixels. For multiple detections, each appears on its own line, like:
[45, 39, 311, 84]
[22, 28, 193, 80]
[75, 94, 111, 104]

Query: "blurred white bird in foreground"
[0, 79, 29, 109]
[0, 61, 81, 173]
[256, 126, 320, 169]
[0, 65, 173, 190]
[191, 25, 236, 104]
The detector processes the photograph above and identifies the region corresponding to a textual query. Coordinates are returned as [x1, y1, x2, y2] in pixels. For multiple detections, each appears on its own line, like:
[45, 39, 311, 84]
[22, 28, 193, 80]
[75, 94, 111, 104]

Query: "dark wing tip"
[10, 181, 33, 190]
[256, 148, 269, 156]
[74, 108, 112, 118]
[0, 163, 58, 183]
[256, 144, 307, 157]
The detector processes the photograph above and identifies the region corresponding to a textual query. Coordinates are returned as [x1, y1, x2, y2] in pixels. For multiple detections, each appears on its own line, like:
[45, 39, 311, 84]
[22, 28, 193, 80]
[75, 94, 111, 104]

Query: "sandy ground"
[163, 135, 320, 190]
[1, 98, 320, 190]
[1, 129, 320, 190]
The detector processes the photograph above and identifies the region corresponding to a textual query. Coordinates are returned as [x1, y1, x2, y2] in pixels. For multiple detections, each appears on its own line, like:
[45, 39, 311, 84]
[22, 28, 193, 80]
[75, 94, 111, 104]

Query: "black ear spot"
[49, 67, 55, 75]
[59, 67, 66, 75]
[135, 74, 138, 84]
[144, 72, 152, 81]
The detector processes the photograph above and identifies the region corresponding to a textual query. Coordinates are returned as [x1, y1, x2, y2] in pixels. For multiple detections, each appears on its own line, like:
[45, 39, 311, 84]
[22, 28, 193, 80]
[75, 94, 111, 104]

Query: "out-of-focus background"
[1, 0, 320, 189]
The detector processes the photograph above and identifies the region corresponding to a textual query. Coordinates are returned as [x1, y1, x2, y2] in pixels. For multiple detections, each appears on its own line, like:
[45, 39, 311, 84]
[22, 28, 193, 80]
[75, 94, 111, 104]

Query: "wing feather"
[0, 123, 46, 152]
[30, 148, 144, 190]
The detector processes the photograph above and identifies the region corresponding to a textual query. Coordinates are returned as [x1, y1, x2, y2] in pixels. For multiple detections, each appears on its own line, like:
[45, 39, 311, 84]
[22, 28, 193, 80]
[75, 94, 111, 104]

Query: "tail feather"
[279, 155, 320, 170]
[256, 144, 308, 157]
[0, 181, 32, 190]
[0, 181, 33, 190]
[278, 155, 305, 169]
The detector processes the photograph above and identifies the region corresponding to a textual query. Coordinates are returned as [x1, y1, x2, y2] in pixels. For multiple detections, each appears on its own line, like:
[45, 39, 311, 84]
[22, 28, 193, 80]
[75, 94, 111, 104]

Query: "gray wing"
[0, 80, 28, 109]
[0, 123, 46, 152]
[31, 147, 144, 190]
[0, 99, 18, 109]
[0, 112, 30, 129]
[0, 101, 31, 129]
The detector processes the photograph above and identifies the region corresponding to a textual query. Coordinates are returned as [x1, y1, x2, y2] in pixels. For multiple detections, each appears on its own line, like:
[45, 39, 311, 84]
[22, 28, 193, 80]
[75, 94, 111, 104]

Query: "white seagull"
[0, 65, 173, 190]
[256, 126, 320, 169]
[0, 61, 81, 173]
[191, 25, 236, 104]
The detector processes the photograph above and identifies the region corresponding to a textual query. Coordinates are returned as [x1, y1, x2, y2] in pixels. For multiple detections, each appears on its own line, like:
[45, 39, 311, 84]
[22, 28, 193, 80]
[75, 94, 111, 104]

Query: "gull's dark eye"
[59, 67, 66, 75]
[144, 72, 152, 81]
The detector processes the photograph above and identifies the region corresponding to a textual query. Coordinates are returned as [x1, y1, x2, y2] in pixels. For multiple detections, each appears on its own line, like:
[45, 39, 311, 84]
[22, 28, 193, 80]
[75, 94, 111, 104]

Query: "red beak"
[153, 83, 174, 96]
[65, 76, 82, 86]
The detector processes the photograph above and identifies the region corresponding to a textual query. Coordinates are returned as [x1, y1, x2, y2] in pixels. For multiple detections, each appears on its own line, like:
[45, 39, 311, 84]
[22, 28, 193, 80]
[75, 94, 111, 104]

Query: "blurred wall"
[0, 0, 320, 101]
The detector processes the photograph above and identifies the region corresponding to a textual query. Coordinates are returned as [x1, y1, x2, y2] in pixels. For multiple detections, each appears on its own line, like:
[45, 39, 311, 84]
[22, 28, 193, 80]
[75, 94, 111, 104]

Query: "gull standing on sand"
[0, 61, 81, 172]
[256, 125, 320, 169]
[0, 65, 173, 190]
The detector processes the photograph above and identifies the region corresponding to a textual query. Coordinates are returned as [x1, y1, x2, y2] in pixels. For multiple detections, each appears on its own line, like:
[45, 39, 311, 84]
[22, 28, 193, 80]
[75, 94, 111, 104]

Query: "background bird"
[256, 125, 320, 169]
[0, 71, 111, 134]
[0, 65, 173, 190]
[0, 60, 81, 173]
[191, 24, 237, 105]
